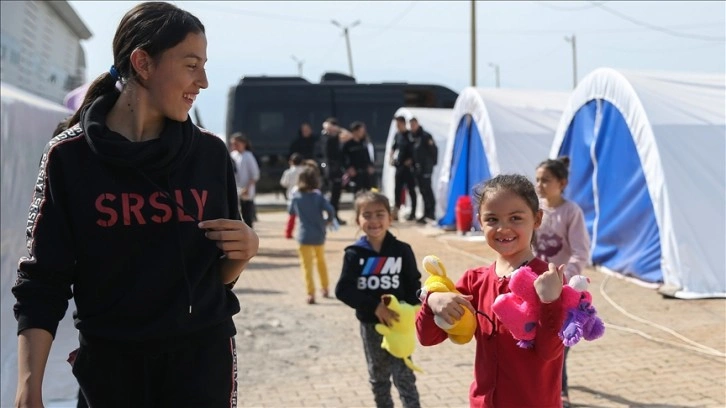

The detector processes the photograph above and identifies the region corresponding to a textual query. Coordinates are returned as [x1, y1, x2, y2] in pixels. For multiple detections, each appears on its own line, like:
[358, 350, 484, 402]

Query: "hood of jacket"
[80, 92, 195, 177]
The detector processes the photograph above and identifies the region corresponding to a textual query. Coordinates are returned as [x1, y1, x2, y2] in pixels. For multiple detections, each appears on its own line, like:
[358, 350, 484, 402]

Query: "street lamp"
[331, 19, 360, 77]
[488, 62, 500, 88]
[291, 55, 304, 77]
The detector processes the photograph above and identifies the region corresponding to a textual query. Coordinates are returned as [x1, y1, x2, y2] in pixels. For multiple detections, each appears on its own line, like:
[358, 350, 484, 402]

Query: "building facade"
[1, 1, 91, 104]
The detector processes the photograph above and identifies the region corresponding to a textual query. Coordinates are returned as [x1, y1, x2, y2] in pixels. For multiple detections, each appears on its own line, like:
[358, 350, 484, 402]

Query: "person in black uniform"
[288, 122, 320, 161]
[342, 121, 375, 194]
[390, 116, 417, 221]
[409, 117, 438, 224]
[321, 117, 351, 224]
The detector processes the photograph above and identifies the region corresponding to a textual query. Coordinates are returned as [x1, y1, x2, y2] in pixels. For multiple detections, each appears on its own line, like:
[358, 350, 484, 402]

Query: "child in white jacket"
[281, 153, 306, 238]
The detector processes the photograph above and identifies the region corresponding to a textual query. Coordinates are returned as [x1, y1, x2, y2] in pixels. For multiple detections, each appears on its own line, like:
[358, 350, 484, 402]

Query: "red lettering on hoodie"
[174, 190, 195, 222]
[96, 193, 118, 227]
[95, 189, 207, 227]
[190, 188, 208, 221]
[122, 193, 146, 226]
[149, 192, 172, 223]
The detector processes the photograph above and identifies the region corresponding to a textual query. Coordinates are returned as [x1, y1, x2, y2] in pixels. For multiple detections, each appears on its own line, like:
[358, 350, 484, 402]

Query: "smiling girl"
[13, 2, 258, 406]
[535, 157, 591, 408]
[416, 174, 566, 408]
[335, 191, 422, 408]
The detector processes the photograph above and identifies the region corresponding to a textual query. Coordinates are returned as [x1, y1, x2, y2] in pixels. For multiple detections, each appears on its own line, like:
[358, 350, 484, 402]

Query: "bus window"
[404, 89, 436, 107]
[258, 111, 284, 134]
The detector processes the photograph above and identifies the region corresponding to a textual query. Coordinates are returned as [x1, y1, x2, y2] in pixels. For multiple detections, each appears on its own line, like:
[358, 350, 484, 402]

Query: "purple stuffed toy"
[559, 275, 605, 346]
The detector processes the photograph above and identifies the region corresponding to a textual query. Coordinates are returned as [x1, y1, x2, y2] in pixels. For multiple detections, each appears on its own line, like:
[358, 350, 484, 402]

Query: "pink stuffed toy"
[491, 266, 541, 348]
[491, 267, 604, 349]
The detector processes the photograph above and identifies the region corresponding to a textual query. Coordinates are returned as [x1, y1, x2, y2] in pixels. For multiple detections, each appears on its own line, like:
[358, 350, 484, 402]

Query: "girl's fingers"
[205, 229, 244, 241]
[221, 250, 253, 260]
[198, 219, 243, 230]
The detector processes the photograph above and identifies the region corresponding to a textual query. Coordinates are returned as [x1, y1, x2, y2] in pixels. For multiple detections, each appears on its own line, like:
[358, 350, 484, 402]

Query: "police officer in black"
[288, 122, 320, 161]
[342, 121, 375, 194]
[322, 117, 350, 224]
[390, 116, 417, 221]
[410, 117, 437, 224]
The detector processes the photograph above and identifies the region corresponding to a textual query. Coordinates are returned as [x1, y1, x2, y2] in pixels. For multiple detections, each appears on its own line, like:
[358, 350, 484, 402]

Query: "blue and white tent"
[551, 68, 725, 299]
[437, 87, 570, 227]
[382, 107, 453, 220]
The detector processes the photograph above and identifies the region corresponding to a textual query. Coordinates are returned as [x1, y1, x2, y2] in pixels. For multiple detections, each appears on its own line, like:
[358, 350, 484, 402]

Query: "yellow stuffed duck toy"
[375, 294, 423, 372]
[421, 255, 477, 344]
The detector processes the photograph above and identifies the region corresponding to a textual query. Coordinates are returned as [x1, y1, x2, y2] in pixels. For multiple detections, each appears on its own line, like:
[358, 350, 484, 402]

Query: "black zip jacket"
[341, 138, 373, 171]
[335, 232, 421, 323]
[392, 130, 414, 168]
[12, 92, 241, 350]
[412, 127, 437, 174]
[288, 133, 320, 161]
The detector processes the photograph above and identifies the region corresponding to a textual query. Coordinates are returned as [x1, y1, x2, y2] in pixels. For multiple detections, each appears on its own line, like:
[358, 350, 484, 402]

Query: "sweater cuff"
[416, 287, 429, 303]
[17, 315, 59, 339]
[540, 297, 565, 331]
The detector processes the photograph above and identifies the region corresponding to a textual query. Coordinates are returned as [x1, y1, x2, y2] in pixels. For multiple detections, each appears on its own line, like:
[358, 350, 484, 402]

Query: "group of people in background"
[286, 114, 439, 229]
[390, 115, 438, 224]
[287, 117, 375, 226]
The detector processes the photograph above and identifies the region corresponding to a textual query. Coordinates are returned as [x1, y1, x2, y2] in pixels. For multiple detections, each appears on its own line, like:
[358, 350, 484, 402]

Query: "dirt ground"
[232, 204, 726, 408]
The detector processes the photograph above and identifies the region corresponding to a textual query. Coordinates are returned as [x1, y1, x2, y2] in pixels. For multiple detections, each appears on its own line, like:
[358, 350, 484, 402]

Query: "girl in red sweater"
[416, 174, 566, 408]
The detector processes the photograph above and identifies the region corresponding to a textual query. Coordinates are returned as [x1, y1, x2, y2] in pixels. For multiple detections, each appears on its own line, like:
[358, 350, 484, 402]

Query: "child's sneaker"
[306, 294, 315, 304]
[322, 288, 330, 298]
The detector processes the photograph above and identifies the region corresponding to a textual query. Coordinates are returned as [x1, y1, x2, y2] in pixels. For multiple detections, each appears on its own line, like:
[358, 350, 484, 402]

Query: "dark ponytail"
[537, 156, 570, 181]
[66, 72, 119, 127]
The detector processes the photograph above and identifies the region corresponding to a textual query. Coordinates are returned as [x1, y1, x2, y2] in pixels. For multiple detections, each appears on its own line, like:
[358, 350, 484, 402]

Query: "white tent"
[1, 83, 79, 405]
[551, 68, 725, 299]
[381, 107, 453, 220]
[437, 87, 570, 227]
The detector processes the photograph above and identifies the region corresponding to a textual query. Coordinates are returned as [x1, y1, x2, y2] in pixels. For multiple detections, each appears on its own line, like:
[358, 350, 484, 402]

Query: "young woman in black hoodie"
[12, 2, 258, 406]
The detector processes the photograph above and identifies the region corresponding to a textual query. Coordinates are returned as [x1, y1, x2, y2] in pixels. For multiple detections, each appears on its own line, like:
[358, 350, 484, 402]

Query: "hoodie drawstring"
[136, 170, 199, 315]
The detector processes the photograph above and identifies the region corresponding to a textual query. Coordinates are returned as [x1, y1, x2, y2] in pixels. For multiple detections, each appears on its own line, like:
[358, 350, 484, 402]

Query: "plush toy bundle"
[376, 294, 423, 372]
[491, 266, 605, 349]
[420, 255, 477, 344]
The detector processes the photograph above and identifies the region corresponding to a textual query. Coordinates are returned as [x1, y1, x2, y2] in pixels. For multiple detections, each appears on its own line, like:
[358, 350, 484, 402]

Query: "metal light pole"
[471, 0, 477, 87]
[331, 19, 360, 77]
[291, 55, 304, 76]
[564, 34, 578, 89]
[488, 62, 500, 88]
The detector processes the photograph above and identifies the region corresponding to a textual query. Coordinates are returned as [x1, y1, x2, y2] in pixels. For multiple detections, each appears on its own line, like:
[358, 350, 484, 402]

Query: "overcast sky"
[67, 1, 725, 136]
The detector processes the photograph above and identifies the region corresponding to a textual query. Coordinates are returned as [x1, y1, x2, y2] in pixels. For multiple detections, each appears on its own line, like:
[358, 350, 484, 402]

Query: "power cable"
[587, 41, 725, 54]
[591, 2, 726, 41]
[201, 3, 723, 38]
[599, 275, 726, 358]
[364, 1, 418, 40]
[533, 1, 609, 11]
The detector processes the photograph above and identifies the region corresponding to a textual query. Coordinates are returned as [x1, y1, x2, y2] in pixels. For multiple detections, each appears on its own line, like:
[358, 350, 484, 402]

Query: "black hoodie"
[335, 232, 421, 324]
[12, 92, 241, 351]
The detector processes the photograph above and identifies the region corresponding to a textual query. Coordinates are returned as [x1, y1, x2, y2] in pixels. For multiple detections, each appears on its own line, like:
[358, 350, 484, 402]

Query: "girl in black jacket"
[335, 191, 422, 408]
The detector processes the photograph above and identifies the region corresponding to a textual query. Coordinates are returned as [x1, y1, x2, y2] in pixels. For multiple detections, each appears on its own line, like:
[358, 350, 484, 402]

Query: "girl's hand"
[375, 302, 400, 327]
[199, 219, 259, 261]
[427, 292, 476, 326]
[534, 263, 565, 303]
